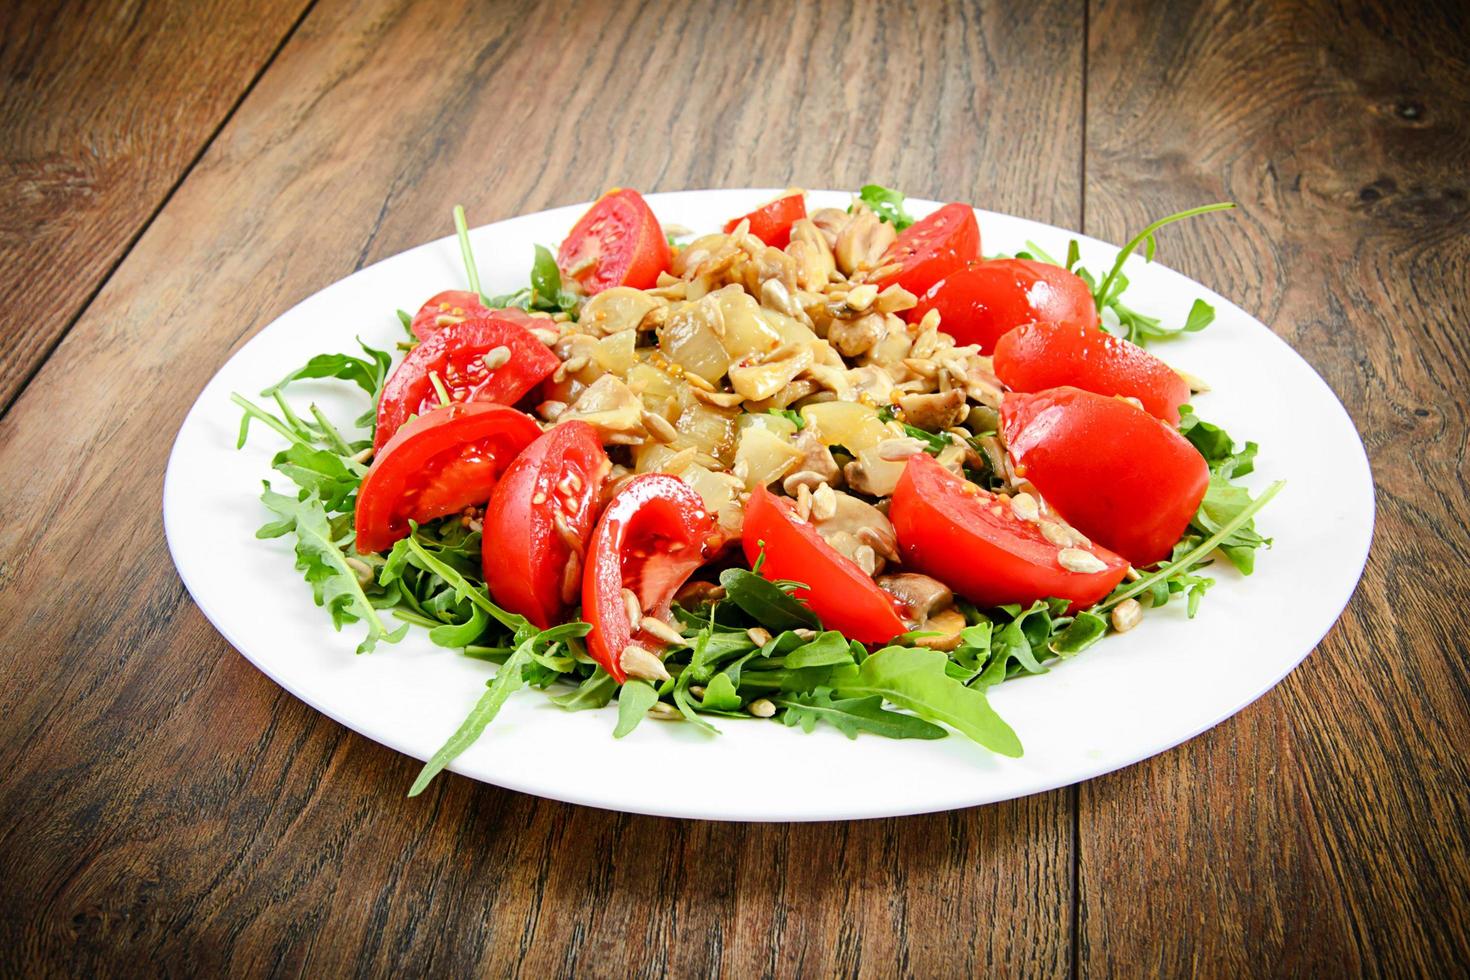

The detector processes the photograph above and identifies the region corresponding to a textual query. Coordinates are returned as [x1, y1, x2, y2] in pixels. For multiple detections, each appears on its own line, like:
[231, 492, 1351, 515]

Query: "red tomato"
[482, 422, 610, 629]
[373, 315, 559, 452]
[356, 403, 542, 554]
[910, 259, 1097, 353]
[557, 188, 671, 295]
[993, 320, 1190, 424]
[584, 474, 717, 682]
[876, 202, 981, 300]
[890, 453, 1127, 610]
[1002, 388, 1209, 566]
[741, 486, 908, 645]
[409, 290, 489, 342]
[723, 192, 806, 248]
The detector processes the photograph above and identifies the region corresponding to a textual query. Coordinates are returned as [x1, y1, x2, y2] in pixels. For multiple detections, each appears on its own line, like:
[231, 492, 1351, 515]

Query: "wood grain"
[0, 0, 312, 415]
[1078, 0, 1470, 975]
[0, 0, 1084, 973]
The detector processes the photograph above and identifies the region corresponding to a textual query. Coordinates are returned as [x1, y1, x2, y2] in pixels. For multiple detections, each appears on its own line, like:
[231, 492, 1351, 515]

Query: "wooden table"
[2, 0, 1466, 973]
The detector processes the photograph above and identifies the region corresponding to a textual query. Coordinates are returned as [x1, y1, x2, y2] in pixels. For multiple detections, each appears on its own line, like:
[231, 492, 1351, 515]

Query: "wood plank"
[1077, 0, 1470, 974]
[0, 0, 1083, 973]
[0, 0, 312, 414]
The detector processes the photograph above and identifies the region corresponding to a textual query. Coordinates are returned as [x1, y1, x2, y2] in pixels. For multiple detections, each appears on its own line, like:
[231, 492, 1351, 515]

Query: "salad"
[233, 186, 1281, 796]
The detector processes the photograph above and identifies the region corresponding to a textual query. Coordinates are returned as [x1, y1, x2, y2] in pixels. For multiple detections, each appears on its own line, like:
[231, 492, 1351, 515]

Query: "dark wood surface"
[0, 0, 1464, 974]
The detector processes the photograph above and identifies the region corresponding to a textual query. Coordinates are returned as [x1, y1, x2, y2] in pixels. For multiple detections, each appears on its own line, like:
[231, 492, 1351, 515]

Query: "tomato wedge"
[557, 188, 671, 296]
[993, 320, 1190, 424]
[355, 403, 542, 554]
[373, 315, 559, 452]
[723, 192, 806, 248]
[482, 422, 610, 629]
[890, 453, 1127, 610]
[910, 258, 1097, 353]
[584, 474, 717, 682]
[409, 289, 489, 341]
[875, 202, 981, 301]
[1002, 387, 1209, 566]
[741, 486, 908, 645]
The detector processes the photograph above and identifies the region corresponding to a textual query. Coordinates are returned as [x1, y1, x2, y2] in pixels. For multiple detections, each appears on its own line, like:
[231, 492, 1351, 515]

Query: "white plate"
[163, 190, 1374, 821]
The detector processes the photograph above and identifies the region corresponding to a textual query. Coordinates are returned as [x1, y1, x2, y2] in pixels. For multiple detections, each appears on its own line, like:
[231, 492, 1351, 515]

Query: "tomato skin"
[993, 320, 1190, 425]
[482, 422, 610, 629]
[557, 188, 671, 295]
[876, 203, 981, 301]
[723, 192, 806, 248]
[355, 403, 542, 554]
[374, 315, 559, 452]
[584, 474, 716, 682]
[890, 453, 1127, 610]
[910, 259, 1097, 353]
[741, 486, 908, 645]
[410, 290, 489, 341]
[1002, 387, 1209, 566]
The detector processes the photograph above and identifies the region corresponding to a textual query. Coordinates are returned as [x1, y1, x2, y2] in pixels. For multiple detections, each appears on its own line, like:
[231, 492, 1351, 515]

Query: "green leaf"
[1099, 480, 1285, 613]
[259, 339, 392, 401]
[270, 444, 361, 513]
[858, 184, 916, 230]
[777, 689, 947, 740]
[408, 642, 533, 796]
[615, 680, 660, 737]
[699, 672, 743, 711]
[552, 668, 618, 711]
[718, 567, 820, 631]
[1092, 203, 1235, 308]
[1050, 611, 1107, 657]
[428, 604, 489, 648]
[832, 647, 1022, 756]
[783, 630, 857, 669]
[259, 488, 406, 654]
[402, 530, 531, 633]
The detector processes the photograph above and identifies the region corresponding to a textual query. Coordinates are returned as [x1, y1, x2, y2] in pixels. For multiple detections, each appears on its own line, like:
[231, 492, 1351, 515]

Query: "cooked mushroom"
[810, 490, 898, 575]
[780, 428, 840, 491]
[827, 312, 886, 358]
[913, 607, 967, 651]
[877, 573, 955, 623]
[898, 389, 968, 431]
[559, 374, 646, 440]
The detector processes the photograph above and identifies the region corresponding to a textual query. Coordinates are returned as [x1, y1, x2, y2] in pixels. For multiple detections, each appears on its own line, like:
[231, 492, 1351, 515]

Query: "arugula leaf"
[552, 668, 618, 711]
[858, 184, 916, 230]
[259, 488, 406, 654]
[1099, 480, 1285, 612]
[408, 644, 530, 796]
[777, 689, 947, 740]
[1092, 203, 1235, 308]
[259, 339, 392, 402]
[270, 444, 362, 513]
[1050, 611, 1107, 657]
[718, 567, 820, 631]
[614, 679, 660, 737]
[428, 604, 489, 648]
[783, 630, 857, 669]
[832, 647, 1022, 755]
[699, 672, 743, 711]
[400, 530, 532, 633]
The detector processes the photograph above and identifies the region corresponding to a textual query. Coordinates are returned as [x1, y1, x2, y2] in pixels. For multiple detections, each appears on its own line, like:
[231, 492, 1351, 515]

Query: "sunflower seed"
[622, 588, 642, 625]
[640, 616, 688, 647]
[480, 346, 511, 371]
[747, 627, 773, 647]
[1058, 548, 1107, 574]
[620, 644, 671, 682]
[641, 410, 678, 443]
[746, 698, 777, 718]
[1111, 598, 1144, 633]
